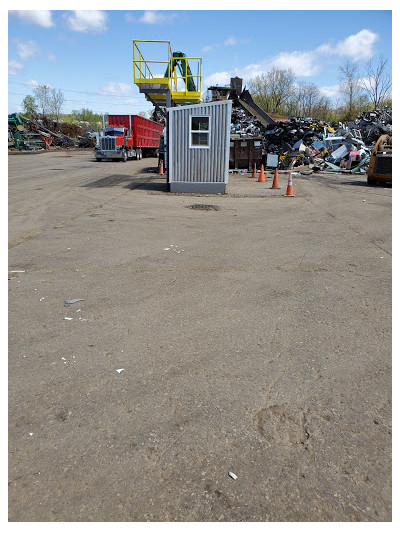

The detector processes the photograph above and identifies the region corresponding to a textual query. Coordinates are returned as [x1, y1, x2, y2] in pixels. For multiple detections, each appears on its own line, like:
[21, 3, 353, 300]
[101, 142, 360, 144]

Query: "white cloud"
[234, 62, 264, 81]
[101, 82, 132, 96]
[8, 60, 24, 75]
[270, 51, 321, 77]
[224, 37, 238, 46]
[64, 11, 108, 33]
[202, 36, 247, 53]
[233, 51, 320, 79]
[48, 54, 57, 63]
[319, 84, 341, 98]
[202, 43, 219, 53]
[9, 10, 54, 28]
[204, 71, 231, 88]
[25, 80, 40, 89]
[124, 98, 139, 105]
[139, 11, 177, 24]
[317, 29, 378, 61]
[17, 40, 40, 61]
[204, 28, 381, 95]
[124, 12, 136, 23]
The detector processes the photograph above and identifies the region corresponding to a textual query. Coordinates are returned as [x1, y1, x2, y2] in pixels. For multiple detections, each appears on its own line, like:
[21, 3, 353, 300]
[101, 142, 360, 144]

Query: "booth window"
[190, 116, 210, 147]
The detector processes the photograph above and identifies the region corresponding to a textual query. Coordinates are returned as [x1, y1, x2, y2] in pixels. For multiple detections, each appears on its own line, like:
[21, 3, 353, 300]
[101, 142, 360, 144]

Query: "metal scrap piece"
[64, 298, 84, 306]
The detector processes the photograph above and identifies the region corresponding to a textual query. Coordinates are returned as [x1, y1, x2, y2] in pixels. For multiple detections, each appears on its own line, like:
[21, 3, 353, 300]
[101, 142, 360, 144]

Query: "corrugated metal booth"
[167, 100, 232, 193]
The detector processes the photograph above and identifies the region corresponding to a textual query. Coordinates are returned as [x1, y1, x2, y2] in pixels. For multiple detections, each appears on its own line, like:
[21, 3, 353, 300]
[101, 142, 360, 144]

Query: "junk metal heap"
[210, 78, 391, 176]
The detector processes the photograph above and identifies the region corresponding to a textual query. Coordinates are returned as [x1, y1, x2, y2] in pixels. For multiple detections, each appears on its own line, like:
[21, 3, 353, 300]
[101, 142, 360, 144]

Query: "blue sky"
[8, 5, 393, 116]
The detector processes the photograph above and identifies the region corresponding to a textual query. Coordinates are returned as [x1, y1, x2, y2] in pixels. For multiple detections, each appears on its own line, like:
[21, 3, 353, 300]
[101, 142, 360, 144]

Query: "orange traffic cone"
[284, 172, 295, 197]
[251, 162, 257, 178]
[159, 159, 164, 175]
[271, 167, 280, 189]
[258, 164, 265, 182]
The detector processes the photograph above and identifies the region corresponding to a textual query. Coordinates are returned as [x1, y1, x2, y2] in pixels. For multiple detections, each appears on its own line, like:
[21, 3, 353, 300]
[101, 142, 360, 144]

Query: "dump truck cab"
[96, 126, 135, 162]
[95, 114, 163, 162]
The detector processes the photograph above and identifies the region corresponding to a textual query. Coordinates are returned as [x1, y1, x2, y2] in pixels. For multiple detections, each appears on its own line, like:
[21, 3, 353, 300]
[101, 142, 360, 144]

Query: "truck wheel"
[367, 175, 376, 186]
[122, 150, 127, 162]
[96, 157, 102, 162]
[138, 149, 142, 160]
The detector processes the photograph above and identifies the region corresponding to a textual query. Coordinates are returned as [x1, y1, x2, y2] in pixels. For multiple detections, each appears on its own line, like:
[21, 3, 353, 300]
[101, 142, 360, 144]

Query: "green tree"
[312, 96, 334, 122]
[250, 67, 295, 114]
[362, 56, 392, 110]
[21, 95, 37, 119]
[295, 82, 321, 117]
[33, 84, 51, 117]
[338, 61, 363, 121]
[70, 108, 103, 129]
[49, 88, 65, 123]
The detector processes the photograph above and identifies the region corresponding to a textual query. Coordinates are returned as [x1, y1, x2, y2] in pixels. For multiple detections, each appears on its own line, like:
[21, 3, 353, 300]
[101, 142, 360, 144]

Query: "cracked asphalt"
[8, 150, 391, 521]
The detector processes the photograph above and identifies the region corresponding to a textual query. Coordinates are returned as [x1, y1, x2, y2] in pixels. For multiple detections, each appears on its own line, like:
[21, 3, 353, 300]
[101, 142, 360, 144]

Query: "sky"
[7, 4, 393, 117]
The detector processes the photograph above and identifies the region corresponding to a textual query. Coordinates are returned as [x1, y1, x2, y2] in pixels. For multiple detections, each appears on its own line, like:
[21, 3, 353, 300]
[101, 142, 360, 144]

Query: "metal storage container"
[229, 137, 263, 170]
[167, 100, 232, 193]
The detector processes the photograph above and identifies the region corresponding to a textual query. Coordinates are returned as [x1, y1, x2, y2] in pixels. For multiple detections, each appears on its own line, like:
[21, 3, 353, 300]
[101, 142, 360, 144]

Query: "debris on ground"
[64, 298, 85, 306]
[8, 113, 97, 151]
[210, 77, 392, 174]
[231, 102, 376, 173]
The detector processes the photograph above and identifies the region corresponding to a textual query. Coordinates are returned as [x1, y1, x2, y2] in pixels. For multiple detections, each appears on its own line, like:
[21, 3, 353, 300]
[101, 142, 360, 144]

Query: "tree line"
[249, 56, 391, 122]
[20, 56, 391, 128]
[21, 86, 104, 129]
[20, 86, 152, 129]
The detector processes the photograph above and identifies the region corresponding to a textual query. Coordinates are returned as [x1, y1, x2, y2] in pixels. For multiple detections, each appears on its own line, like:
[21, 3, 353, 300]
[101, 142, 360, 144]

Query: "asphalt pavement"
[8, 150, 392, 522]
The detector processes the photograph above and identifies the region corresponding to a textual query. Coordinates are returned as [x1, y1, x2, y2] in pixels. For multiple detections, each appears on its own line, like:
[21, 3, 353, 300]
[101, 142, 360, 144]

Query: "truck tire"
[139, 149, 142, 160]
[121, 150, 127, 162]
[96, 157, 102, 162]
[367, 175, 376, 186]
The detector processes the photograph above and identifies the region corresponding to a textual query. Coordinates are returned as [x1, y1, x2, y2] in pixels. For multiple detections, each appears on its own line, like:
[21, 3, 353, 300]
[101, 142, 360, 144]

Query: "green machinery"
[8, 113, 49, 150]
[163, 52, 197, 93]
[133, 40, 202, 107]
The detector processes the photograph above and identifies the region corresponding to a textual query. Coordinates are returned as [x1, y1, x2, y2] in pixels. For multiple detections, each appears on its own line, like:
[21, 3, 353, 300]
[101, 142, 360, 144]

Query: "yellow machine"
[367, 134, 392, 185]
[133, 40, 202, 107]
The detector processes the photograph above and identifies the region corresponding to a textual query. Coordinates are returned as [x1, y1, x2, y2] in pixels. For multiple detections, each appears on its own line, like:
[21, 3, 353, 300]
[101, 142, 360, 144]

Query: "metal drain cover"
[188, 204, 221, 211]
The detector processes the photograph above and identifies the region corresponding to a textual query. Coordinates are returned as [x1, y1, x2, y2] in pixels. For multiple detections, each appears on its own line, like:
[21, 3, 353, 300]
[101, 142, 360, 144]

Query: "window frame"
[189, 115, 210, 149]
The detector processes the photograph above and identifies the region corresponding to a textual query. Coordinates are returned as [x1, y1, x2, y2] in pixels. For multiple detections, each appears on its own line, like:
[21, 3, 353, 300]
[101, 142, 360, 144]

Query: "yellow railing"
[133, 40, 202, 98]
[133, 40, 171, 81]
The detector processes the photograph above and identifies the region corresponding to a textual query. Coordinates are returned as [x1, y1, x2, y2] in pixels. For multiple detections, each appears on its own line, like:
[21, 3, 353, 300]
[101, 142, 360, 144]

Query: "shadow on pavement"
[127, 180, 168, 192]
[341, 180, 392, 188]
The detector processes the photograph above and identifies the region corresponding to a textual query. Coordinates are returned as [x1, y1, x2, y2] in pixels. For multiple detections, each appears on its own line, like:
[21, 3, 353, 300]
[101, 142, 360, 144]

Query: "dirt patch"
[256, 404, 309, 447]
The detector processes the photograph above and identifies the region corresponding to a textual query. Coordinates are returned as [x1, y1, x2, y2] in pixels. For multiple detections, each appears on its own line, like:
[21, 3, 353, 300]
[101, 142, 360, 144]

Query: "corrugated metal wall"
[168, 100, 232, 183]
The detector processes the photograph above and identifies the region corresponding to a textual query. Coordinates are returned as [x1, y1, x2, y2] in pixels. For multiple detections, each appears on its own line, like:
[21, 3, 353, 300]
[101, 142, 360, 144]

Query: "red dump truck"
[95, 114, 163, 162]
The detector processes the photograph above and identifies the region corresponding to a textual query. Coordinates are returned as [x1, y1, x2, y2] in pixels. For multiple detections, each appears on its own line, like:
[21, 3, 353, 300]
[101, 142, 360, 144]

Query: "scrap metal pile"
[8, 113, 97, 151]
[347, 107, 392, 143]
[230, 102, 392, 173]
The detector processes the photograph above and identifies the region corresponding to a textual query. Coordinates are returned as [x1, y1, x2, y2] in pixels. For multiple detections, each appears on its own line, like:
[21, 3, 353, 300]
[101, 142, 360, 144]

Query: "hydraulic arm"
[164, 52, 196, 92]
